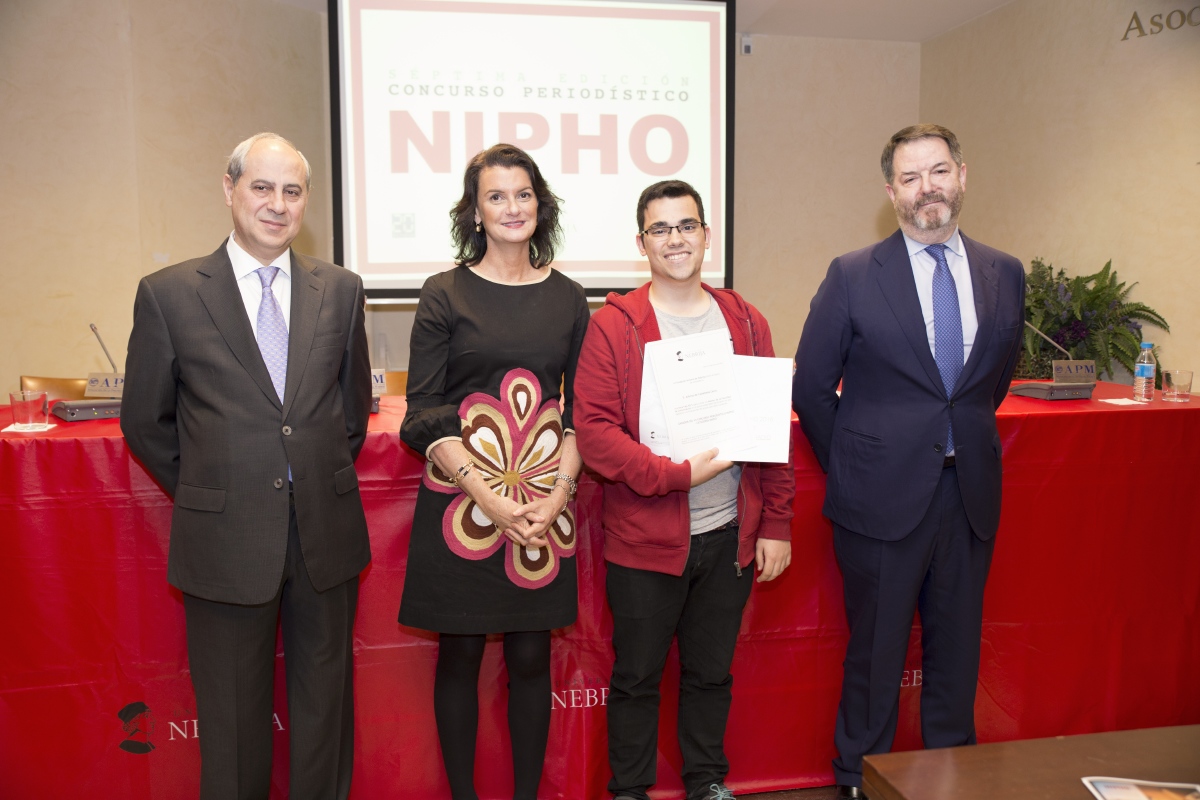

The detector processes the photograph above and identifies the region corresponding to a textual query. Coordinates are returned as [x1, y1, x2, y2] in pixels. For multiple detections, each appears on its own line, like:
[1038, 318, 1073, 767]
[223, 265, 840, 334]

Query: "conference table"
[1, 382, 1197, 798]
[862, 724, 1200, 799]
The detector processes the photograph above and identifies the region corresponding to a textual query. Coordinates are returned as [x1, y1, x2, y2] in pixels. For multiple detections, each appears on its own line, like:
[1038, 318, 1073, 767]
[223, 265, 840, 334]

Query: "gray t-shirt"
[653, 298, 742, 535]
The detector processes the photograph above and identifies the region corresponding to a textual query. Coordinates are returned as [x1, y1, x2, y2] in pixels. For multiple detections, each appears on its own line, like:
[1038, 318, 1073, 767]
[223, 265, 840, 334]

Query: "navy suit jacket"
[792, 229, 1025, 541]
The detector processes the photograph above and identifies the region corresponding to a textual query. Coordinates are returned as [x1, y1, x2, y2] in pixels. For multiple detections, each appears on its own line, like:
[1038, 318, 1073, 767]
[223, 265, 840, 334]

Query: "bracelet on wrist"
[553, 472, 577, 497]
[549, 491, 569, 519]
[450, 460, 474, 486]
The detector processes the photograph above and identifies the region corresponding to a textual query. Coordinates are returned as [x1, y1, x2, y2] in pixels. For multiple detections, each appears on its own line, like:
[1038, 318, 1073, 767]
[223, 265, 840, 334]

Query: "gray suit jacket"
[121, 241, 372, 604]
[792, 229, 1025, 542]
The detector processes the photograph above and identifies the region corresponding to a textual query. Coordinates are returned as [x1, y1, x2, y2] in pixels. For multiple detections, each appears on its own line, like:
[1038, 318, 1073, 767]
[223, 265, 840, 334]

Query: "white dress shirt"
[902, 228, 978, 366]
[227, 233, 292, 335]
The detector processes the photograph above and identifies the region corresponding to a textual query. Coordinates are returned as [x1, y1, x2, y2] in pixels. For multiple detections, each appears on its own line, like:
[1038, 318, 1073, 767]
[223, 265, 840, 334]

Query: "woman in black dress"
[399, 144, 589, 799]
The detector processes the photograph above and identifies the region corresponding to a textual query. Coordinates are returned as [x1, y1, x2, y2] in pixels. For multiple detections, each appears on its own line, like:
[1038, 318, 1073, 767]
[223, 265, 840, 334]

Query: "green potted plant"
[1018, 258, 1169, 382]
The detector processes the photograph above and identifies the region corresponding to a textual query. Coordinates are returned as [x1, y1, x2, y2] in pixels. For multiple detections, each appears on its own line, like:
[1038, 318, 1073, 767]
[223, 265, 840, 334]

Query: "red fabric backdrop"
[2, 382, 1198, 798]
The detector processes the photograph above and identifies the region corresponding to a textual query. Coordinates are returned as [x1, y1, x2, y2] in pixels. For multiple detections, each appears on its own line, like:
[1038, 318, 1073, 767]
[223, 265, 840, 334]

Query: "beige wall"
[920, 0, 1200, 371]
[367, 34, 923, 369]
[0, 0, 330, 393]
[733, 35, 920, 357]
[3, 0, 1195, 390]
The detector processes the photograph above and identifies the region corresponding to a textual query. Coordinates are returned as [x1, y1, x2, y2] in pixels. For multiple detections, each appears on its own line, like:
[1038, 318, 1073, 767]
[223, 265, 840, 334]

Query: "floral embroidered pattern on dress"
[424, 368, 576, 589]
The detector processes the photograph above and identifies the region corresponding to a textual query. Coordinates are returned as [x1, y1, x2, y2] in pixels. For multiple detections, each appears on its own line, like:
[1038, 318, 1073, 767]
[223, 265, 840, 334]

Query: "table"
[2, 383, 1198, 798]
[863, 724, 1200, 799]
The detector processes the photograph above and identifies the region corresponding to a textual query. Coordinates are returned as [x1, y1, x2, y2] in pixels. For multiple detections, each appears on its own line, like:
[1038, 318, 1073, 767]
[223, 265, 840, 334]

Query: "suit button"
[274, 478, 284, 489]
[282, 425, 292, 435]
[949, 401, 956, 408]
[934, 443, 944, 453]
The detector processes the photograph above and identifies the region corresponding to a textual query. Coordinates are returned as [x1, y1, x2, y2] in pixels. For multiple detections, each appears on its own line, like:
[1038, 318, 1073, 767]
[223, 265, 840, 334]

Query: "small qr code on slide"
[392, 213, 415, 238]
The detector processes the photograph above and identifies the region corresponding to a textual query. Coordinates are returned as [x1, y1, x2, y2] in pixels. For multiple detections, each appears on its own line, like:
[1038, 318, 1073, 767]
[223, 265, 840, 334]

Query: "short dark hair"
[636, 180, 706, 233]
[881, 124, 963, 183]
[450, 144, 562, 269]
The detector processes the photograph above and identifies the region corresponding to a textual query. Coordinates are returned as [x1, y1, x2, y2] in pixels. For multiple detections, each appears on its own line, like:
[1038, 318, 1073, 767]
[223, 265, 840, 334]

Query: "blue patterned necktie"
[927, 243, 962, 453]
[255, 266, 288, 402]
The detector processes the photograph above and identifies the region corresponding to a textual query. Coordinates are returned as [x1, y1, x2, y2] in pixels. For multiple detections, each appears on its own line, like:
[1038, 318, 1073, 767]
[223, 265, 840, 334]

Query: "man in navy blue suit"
[792, 124, 1025, 799]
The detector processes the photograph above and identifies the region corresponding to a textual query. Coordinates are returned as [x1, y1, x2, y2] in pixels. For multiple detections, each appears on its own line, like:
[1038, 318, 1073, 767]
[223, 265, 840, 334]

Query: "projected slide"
[333, 0, 729, 295]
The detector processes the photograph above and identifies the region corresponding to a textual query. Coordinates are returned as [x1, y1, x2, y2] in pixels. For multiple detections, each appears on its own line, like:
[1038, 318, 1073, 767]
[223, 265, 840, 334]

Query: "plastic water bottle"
[1133, 342, 1155, 402]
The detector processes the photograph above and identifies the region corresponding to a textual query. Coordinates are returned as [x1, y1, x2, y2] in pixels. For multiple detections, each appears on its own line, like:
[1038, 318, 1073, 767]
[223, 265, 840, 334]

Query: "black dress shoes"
[835, 786, 868, 800]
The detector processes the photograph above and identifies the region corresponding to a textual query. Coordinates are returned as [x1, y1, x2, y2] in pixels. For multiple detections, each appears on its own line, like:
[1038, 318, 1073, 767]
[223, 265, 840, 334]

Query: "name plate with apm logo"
[1010, 360, 1097, 400]
[371, 369, 386, 397]
[85, 373, 125, 398]
[1053, 360, 1097, 384]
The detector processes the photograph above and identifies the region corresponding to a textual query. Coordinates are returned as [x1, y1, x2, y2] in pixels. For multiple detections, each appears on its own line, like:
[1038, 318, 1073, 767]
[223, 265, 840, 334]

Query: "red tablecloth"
[2, 383, 1198, 798]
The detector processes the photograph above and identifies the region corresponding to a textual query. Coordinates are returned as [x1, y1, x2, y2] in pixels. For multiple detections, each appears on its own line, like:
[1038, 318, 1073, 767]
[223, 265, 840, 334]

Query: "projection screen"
[330, 0, 733, 298]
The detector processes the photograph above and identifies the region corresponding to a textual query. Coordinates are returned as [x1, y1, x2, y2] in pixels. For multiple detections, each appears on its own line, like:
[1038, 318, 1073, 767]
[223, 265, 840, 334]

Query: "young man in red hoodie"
[575, 180, 795, 800]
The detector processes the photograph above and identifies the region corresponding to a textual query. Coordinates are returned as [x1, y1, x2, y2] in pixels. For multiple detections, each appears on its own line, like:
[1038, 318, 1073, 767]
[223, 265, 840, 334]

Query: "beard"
[895, 185, 964, 231]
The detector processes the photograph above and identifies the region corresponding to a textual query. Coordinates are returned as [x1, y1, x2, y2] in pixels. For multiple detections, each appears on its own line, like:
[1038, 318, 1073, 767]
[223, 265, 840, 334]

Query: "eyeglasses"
[639, 222, 706, 238]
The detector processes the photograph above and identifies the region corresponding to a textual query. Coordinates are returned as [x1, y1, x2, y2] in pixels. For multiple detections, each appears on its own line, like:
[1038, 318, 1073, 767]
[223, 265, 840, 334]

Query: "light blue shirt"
[902, 228, 978, 366]
[227, 233, 292, 336]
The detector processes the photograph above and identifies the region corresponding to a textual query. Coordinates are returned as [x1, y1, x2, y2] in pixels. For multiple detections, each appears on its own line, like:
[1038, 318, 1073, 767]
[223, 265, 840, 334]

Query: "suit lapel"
[195, 242, 282, 409]
[283, 252, 325, 418]
[876, 231, 944, 393]
[956, 232, 1000, 393]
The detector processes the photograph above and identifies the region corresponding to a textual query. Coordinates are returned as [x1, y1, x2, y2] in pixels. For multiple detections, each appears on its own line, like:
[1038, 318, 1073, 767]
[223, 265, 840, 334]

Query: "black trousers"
[183, 501, 360, 800]
[606, 527, 752, 800]
[831, 465, 995, 787]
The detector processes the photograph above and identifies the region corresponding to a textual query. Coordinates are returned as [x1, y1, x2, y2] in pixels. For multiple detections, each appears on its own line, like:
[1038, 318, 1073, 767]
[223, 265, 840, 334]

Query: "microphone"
[1009, 321, 1095, 400]
[90, 323, 120, 372]
[1023, 320, 1073, 359]
[52, 324, 124, 421]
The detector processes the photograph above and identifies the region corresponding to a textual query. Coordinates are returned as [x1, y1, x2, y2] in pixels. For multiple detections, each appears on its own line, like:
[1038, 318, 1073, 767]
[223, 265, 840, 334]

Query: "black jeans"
[606, 527, 752, 800]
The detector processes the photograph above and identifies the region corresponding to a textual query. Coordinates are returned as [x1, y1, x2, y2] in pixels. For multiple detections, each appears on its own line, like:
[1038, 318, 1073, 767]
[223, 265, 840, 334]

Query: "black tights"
[434, 630, 552, 800]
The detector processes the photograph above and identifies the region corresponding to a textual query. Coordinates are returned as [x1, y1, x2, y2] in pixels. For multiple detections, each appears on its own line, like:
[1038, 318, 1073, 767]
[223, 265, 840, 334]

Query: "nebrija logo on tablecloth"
[116, 701, 286, 751]
[116, 702, 155, 754]
[551, 677, 610, 710]
[552, 687, 610, 710]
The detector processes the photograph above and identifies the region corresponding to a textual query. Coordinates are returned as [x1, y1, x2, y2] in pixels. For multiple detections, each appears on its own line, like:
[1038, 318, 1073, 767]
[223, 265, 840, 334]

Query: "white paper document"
[1, 423, 56, 433]
[637, 351, 674, 458]
[1082, 775, 1200, 800]
[646, 330, 737, 462]
[727, 355, 793, 463]
[639, 330, 791, 464]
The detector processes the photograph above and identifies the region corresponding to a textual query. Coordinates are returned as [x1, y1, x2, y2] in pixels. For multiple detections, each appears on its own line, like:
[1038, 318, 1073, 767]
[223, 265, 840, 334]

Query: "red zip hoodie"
[574, 283, 794, 576]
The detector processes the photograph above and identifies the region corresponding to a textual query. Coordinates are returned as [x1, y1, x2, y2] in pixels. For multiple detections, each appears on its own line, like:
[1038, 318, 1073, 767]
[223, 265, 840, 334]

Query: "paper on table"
[2, 423, 56, 433]
[1099, 398, 1149, 406]
[1082, 775, 1200, 800]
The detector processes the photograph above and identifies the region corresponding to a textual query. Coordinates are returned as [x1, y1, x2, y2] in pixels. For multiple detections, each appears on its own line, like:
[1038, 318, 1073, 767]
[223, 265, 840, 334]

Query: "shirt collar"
[902, 227, 964, 260]
[227, 232, 292, 282]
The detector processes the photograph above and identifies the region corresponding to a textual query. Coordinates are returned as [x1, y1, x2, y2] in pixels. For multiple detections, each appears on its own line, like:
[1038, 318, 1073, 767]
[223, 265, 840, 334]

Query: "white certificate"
[639, 331, 791, 464]
[646, 330, 737, 462]
[638, 352, 674, 458]
[726, 355, 793, 464]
